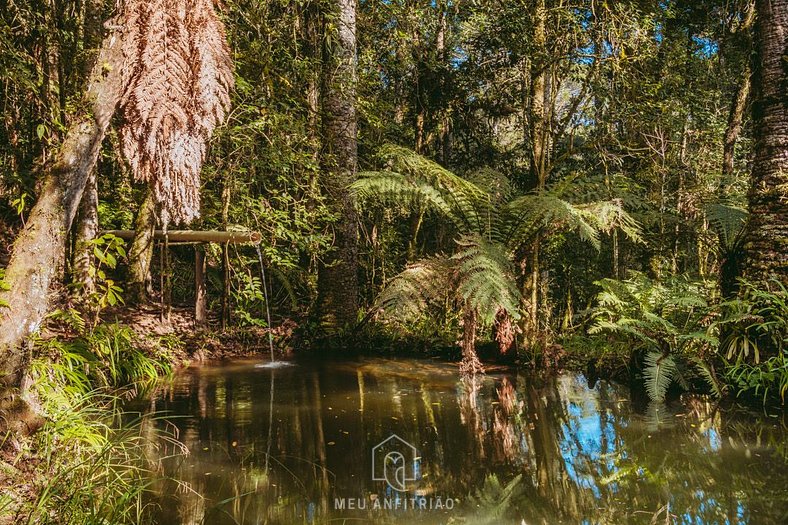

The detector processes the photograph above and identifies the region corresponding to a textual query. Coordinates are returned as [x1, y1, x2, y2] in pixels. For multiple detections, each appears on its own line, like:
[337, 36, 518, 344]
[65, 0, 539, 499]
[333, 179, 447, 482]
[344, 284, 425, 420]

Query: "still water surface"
[146, 357, 788, 524]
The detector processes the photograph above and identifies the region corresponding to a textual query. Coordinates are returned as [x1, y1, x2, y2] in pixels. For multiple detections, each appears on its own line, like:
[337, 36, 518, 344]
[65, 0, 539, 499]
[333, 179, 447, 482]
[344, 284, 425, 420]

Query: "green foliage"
[0, 317, 179, 523]
[715, 279, 788, 403]
[70, 233, 128, 326]
[452, 474, 524, 524]
[706, 201, 748, 252]
[588, 273, 718, 401]
[231, 271, 267, 327]
[642, 351, 678, 403]
[453, 235, 521, 325]
[33, 321, 172, 397]
[716, 279, 788, 364]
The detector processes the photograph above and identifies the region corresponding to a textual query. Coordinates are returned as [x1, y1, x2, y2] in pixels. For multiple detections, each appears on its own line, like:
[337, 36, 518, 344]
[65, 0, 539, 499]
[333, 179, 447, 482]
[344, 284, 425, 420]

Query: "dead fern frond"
[119, 0, 233, 227]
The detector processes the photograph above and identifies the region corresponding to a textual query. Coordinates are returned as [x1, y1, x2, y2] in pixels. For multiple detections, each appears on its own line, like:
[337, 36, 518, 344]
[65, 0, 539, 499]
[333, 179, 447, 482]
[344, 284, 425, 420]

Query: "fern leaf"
[643, 351, 676, 402]
[119, 0, 233, 227]
[374, 257, 452, 322]
[452, 235, 521, 325]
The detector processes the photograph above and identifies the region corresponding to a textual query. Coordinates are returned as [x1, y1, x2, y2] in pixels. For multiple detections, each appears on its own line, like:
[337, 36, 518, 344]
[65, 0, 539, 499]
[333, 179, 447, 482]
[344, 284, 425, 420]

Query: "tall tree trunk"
[221, 177, 231, 330]
[719, 1, 755, 298]
[527, 0, 549, 192]
[0, 17, 126, 429]
[437, 1, 450, 164]
[742, 0, 788, 286]
[317, 0, 359, 331]
[521, 0, 549, 348]
[127, 189, 157, 304]
[721, 2, 755, 184]
[194, 247, 208, 328]
[72, 169, 99, 297]
[722, 72, 751, 182]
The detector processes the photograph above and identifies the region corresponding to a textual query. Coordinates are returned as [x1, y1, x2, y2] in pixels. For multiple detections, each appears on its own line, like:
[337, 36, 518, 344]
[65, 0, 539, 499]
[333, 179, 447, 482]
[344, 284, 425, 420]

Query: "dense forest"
[0, 0, 786, 522]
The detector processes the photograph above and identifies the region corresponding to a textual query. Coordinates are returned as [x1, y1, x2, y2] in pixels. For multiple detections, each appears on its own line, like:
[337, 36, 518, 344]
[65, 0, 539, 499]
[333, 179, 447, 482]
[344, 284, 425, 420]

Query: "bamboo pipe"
[101, 230, 262, 244]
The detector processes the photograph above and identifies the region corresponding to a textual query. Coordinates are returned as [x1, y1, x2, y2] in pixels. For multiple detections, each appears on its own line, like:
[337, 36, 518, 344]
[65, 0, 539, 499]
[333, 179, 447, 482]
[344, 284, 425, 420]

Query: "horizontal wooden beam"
[101, 230, 262, 244]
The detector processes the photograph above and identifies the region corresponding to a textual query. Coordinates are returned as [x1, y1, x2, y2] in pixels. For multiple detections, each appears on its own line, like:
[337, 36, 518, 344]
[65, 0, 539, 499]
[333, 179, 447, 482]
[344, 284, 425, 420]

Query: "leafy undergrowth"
[0, 320, 185, 525]
[575, 273, 788, 406]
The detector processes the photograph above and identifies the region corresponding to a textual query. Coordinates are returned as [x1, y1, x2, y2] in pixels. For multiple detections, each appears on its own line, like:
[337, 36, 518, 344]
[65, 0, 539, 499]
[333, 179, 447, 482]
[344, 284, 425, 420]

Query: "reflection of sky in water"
[550, 375, 784, 524]
[705, 427, 722, 452]
[560, 390, 620, 498]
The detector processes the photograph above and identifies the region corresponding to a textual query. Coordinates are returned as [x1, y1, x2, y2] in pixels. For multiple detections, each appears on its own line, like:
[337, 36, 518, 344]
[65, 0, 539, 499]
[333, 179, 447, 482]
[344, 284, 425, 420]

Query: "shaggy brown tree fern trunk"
[742, 0, 788, 288]
[0, 19, 126, 434]
[459, 304, 484, 375]
[317, 0, 359, 332]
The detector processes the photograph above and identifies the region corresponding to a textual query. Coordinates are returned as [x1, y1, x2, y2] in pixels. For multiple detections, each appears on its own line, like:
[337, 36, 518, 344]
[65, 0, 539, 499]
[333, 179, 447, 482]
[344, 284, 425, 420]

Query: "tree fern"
[706, 201, 748, 251]
[352, 172, 462, 228]
[357, 145, 643, 366]
[366, 144, 492, 234]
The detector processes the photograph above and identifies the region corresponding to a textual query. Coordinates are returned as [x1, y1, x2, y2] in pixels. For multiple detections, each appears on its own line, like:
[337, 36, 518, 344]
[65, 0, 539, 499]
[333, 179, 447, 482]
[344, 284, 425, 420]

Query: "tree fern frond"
[374, 257, 452, 322]
[502, 193, 601, 249]
[120, 0, 233, 227]
[706, 202, 748, 251]
[643, 351, 676, 402]
[580, 199, 643, 244]
[375, 144, 491, 233]
[451, 235, 521, 325]
[691, 357, 723, 399]
[352, 172, 462, 228]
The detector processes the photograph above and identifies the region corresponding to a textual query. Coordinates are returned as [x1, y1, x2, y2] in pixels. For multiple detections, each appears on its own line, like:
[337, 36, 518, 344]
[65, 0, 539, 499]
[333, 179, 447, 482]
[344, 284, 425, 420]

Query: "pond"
[144, 357, 788, 524]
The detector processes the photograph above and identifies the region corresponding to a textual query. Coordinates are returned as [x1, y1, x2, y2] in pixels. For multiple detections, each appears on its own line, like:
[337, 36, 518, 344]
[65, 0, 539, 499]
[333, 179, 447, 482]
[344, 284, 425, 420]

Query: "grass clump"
[0, 314, 180, 524]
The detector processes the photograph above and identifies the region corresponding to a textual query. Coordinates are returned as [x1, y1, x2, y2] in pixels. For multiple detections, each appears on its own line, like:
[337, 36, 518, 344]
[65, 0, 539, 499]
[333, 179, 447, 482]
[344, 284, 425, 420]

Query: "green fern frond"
[353, 172, 462, 228]
[706, 202, 748, 251]
[643, 351, 677, 402]
[451, 235, 521, 325]
[502, 193, 601, 249]
[374, 144, 491, 233]
[374, 256, 452, 322]
[691, 357, 723, 399]
[581, 199, 643, 244]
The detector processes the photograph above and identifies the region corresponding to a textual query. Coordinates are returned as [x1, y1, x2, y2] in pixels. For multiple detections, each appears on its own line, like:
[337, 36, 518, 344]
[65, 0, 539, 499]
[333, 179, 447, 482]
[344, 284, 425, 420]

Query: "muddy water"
[145, 357, 788, 524]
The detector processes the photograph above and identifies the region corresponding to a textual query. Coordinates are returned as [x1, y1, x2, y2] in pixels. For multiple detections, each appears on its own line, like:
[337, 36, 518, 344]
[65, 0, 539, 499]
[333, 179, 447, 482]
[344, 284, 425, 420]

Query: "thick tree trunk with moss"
[127, 190, 157, 304]
[317, 0, 359, 331]
[0, 19, 125, 429]
[742, 0, 788, 284]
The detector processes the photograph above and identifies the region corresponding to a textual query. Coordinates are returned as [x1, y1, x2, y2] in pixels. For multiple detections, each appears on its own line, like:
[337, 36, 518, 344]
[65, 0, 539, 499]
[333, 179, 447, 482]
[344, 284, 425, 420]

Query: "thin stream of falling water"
[256, 244, 276, 363]
[264, 369, 274, 476]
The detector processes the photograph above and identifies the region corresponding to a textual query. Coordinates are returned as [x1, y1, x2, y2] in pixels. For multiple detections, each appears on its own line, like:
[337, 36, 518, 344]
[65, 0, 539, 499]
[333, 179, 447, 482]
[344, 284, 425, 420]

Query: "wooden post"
[195, 247, 207, 327]
[221, 242, 230, 330]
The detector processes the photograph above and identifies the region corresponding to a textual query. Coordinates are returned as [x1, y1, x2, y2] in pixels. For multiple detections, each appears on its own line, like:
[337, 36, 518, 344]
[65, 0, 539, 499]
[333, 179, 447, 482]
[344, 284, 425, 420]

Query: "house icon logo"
[371, 434, 419, 491]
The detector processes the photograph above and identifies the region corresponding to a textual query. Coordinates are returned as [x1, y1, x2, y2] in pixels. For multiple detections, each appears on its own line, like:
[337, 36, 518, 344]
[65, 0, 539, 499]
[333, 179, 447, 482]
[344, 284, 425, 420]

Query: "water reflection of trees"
[144, 360, 788, 525]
